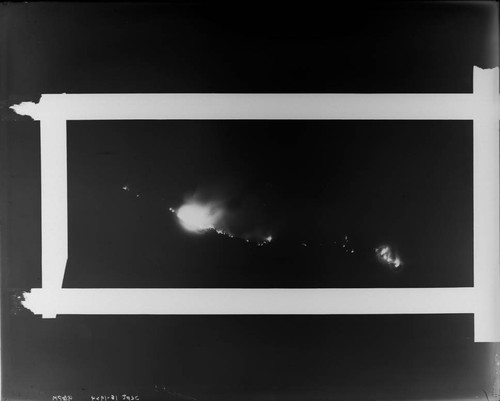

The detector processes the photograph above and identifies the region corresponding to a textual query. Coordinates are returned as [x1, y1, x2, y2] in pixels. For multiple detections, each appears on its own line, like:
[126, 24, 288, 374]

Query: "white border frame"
[12, 67, 500, 342]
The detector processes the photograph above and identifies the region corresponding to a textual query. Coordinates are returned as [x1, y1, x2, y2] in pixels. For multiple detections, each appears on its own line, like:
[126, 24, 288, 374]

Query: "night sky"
[1, 2, 498, 401]
[64, 119, 473, 289]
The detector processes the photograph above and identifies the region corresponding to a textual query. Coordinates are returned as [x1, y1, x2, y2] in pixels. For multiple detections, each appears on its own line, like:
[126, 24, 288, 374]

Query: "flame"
[176, 202, 223, 233]
[375, 245, 402, 269]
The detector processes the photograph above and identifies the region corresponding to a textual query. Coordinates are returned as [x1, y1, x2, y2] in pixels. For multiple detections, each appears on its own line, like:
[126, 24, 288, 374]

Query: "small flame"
[375, 245, 402, 269]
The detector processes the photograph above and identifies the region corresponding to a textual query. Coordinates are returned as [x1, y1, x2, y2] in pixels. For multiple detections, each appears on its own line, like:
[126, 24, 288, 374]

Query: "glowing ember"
[256, 235, 273, 246]
[375, 245, 402, 269]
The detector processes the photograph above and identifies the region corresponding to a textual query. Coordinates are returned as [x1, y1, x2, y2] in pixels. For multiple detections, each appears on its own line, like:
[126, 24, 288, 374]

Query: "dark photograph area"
[65, 120, 473, 289]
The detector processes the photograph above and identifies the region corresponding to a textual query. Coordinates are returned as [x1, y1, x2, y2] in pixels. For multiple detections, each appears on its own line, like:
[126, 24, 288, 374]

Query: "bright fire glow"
[176, 203, 222, 233]
[172, 200, 274, 245]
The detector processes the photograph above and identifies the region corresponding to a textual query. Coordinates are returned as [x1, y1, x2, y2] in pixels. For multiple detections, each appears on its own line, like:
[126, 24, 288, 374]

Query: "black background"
[63, 120, 472, 288]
